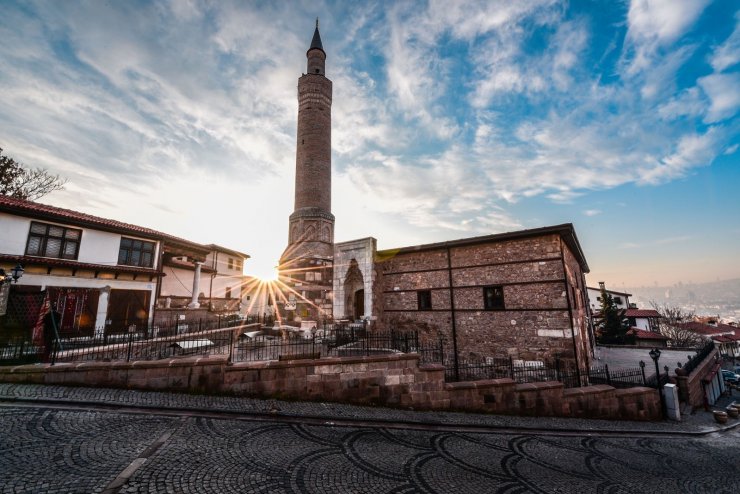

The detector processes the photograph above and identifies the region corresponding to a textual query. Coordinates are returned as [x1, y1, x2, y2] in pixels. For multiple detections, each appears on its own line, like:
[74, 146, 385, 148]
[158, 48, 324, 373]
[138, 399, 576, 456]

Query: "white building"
[0, 196, 249, 336]
[587, 284, 632, 312]
[159, 244, 250, 313]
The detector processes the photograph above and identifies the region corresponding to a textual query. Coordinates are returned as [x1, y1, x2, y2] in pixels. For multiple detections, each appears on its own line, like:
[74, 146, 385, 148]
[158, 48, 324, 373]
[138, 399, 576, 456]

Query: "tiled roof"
[587, 287, 632, 297]
[204, 244, 250, 260]
[625, 309, 661, 318]
[0, 195, 209, 254]
[381, 223, 590, 273]
[680, 321, 736, 336]
[712, 335, 737, 343]
[0, 253, 158, 275]
[627, 327, 669, 340]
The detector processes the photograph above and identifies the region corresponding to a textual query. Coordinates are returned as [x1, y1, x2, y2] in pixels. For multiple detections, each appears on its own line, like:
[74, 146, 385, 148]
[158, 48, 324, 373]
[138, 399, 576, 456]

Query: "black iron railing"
[436, 355, 656, 389]
[682, 340, 715, 375]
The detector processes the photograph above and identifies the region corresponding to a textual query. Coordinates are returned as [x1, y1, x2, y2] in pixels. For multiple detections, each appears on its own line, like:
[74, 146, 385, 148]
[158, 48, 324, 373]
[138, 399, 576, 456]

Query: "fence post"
[227, 329, 234, 364]
[509, 356, 514, 379]
[639, 361, 646, 385]
[605, 363, 612, 387]
[126, 331, 133, 363]
[51, 338, 57, 366]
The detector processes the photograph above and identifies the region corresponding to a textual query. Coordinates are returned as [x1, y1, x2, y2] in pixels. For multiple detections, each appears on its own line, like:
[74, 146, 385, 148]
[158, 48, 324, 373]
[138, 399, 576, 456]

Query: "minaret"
[279, 19, 334, 322]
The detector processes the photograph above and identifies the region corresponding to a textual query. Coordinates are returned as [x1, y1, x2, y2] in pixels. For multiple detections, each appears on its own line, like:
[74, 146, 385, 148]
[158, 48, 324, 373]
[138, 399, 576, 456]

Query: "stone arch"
[304, 224, 316, 241]
[321, 225, 331, 243]
[343, 259, 364, 320]
[290, 224, 299, 243]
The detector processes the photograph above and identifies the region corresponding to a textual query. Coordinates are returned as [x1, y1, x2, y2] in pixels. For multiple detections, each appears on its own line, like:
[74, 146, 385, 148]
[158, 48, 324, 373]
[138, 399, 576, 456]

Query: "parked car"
[721, 369, 740, 384]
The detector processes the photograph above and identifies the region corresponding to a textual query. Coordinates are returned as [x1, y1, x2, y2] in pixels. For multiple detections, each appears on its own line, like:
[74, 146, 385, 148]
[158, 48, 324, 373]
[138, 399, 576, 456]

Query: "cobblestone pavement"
[2, 403, 739, 493]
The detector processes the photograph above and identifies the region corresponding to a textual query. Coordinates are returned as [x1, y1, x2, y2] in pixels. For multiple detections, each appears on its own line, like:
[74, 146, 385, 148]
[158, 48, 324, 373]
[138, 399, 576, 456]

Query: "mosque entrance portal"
[343, 259, 364, 320]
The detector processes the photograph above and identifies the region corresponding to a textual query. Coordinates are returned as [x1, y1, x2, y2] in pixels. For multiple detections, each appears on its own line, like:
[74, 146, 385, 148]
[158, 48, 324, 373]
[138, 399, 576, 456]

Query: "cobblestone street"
[1, 400, 738, 493]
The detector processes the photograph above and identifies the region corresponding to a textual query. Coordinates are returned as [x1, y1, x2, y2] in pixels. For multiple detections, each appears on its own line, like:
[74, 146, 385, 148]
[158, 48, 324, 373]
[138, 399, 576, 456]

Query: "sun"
[250, 261, 280, 282]
[263, 266, 280, 282]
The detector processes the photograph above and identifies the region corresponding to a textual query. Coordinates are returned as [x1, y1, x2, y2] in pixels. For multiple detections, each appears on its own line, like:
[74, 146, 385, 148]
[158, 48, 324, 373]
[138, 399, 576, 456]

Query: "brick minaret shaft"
[280, 20, 334, 320]
[283, 19, 334, 259]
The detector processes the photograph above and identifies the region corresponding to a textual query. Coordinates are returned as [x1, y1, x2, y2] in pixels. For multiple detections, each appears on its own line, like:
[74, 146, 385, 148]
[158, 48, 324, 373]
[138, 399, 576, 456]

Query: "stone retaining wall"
[0, 353, 661, 420]
[674, 348, 720, 409]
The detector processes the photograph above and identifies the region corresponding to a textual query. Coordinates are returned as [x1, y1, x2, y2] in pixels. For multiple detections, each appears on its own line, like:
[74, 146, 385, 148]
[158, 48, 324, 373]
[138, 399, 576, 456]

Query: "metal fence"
[0, 321, 423, 366]
[0, 317, 689, 392]
[233, 328, 422, 363]
[429, 354, 664, 389]
[0, 317, 245, 365]
[680, 340, 715, 375]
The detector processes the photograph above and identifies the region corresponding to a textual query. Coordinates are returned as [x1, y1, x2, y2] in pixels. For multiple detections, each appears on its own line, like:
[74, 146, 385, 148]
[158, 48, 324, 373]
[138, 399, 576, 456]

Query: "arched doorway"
[353, 289, 364, 320]
[343, 259, 364, 320]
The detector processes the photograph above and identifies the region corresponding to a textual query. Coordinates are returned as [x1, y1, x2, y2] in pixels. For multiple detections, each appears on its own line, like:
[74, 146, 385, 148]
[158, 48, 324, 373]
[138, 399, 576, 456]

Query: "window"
[225, 287, 232, 299]
[228, 257, 234, 270]
[483, 286, 505, 310]
[236, 259, 242, 270]
[417, 290, 432, 310]
[305, 271, 315, 281]
[25, 222, 81, 260]
[614, 296, 623, 305]
[118, 237, 155, 267]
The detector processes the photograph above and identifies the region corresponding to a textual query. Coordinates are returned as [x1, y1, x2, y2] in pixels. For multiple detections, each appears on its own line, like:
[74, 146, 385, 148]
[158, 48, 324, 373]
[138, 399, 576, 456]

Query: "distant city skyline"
[1, 1, 738, 286]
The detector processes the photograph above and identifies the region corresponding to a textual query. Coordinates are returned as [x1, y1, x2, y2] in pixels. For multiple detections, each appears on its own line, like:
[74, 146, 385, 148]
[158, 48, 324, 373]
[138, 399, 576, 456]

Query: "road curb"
[2, 394, 738, 437]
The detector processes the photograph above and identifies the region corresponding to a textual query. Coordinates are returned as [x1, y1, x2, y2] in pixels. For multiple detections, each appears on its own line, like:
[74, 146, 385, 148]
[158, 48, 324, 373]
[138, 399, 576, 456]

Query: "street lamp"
[0, 264, 24, 284]
[649, 347, 666, 418]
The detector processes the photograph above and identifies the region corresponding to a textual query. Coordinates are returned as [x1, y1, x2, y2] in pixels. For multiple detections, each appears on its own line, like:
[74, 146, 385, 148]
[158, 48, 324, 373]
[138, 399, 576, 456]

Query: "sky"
[0, 0, 738, 288]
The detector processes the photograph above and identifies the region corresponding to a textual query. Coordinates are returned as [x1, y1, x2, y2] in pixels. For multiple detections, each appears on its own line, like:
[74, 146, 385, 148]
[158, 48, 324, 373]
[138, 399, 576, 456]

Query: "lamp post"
[0, 265, 23, 318]
[0, 264, 24, 284]
[649, 347, 666, 418]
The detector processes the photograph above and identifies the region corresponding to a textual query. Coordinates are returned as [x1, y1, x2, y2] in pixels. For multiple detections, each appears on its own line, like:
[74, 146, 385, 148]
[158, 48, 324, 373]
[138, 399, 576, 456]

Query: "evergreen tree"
[594, 286, 632, 344]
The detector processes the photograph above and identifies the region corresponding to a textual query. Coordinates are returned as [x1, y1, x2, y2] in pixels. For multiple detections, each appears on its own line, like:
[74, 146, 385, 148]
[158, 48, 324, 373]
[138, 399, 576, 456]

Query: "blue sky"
[0, 0, 738, 287]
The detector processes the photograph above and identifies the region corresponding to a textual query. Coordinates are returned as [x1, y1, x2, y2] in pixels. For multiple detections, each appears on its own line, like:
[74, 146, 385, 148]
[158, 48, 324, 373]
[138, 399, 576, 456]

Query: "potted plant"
[713, 410, 729, 424]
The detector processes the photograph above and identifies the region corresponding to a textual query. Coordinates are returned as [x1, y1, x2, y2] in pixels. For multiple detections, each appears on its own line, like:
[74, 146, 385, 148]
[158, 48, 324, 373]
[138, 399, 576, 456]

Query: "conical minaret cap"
[308, 18, 325, 55]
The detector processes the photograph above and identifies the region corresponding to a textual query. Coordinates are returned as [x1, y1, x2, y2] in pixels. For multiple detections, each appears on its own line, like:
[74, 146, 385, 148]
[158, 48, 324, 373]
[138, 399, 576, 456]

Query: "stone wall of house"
[0, 353, 660, 421]
[561, 239, 593, 367]
[376, 233, 588, 363]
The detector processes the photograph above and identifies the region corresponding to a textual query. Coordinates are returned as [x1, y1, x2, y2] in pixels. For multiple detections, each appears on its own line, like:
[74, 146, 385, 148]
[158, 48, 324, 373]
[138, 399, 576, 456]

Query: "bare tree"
[650, 301, 702, 348]
[0, 148, 67, 200]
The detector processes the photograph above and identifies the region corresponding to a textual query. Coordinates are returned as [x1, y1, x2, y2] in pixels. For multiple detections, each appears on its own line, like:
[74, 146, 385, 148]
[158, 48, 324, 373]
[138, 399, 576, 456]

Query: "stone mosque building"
[279, 22, 593, 367]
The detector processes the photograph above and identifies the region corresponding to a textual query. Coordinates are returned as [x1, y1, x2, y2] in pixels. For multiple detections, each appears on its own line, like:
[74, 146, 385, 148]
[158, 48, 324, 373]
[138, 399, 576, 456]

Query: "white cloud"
[698, 72, 740, 123]
[623, 0, 710, 74]
[709, 12, 740, 72]
[584, 209, 602, 217]
[657, 87, 705, 120]
[0, 1, 736, 275]
[640, 128, 721, 184]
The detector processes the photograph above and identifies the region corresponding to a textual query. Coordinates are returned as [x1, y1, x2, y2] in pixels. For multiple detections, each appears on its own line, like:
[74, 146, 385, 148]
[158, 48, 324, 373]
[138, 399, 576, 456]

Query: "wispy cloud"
[0, 0, 737, 278]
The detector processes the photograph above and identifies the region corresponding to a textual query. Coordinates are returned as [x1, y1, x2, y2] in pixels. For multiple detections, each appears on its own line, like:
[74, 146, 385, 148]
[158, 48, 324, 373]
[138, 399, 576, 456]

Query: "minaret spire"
[309, 18, 325, 56]
[280, 20, 335, 322]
